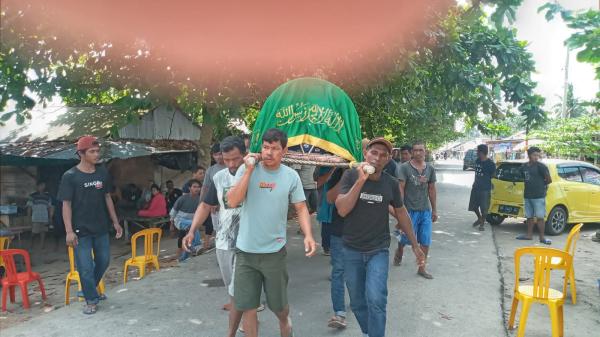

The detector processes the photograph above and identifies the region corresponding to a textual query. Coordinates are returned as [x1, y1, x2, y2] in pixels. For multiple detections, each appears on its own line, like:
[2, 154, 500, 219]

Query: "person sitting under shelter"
[137, 184, 167, 218]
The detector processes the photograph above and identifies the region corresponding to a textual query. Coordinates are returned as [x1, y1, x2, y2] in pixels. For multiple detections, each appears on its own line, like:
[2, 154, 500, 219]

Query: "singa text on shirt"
[83, 180, 104, 189]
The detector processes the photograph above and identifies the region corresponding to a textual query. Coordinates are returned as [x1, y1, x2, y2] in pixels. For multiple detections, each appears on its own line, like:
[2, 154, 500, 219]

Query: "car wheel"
[463, 165, 467, 171]
[545, 206, 567, 235]
[486, 213, 506, 226]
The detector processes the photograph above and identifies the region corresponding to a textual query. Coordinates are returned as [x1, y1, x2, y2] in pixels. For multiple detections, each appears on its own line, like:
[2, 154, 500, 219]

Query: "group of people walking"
[59, 129, 443, 337]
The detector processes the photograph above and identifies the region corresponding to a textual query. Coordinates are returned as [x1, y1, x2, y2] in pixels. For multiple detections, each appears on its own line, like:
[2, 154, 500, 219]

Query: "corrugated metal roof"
[0, 139, 198, 164]
[0, 105, 202, 143]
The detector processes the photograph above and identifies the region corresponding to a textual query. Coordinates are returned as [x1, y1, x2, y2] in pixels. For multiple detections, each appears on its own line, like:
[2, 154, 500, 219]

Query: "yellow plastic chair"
[123, 228, 161, 283]
[0, 236, 10, 270]
[550, 223, 583, 304]
[508, 247, 572, 337]
[65, 246, 105, 305]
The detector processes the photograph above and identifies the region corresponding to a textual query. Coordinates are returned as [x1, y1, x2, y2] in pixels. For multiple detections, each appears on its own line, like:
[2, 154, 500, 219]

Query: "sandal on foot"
[418, 270, 434, 279]
[393, 253, 402, 266]
[478, 225, 485, 231]
[472, 220, 480, 227]
[540, 238, 552, 245]
[516, 234, 533, 240]
[83, 304, 97, 315]
[328, 316, 347, 329]
[98, 294, 107, 301]
[285, 327, 294, 337]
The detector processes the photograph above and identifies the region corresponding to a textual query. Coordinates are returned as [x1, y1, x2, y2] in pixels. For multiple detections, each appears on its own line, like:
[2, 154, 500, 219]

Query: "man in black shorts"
[469, 144, 496, 231]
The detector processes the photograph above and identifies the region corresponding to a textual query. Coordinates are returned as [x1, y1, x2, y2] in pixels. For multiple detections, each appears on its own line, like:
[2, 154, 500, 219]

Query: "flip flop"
[516, 235, 533, 240]
[393, 251, 402, 266]
[540, 238, 552, 245]
[328, 316, 347, 329]
[82, 304, 97, 315]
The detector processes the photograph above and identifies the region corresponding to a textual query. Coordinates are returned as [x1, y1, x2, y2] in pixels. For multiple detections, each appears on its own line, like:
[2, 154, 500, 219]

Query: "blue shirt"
[234, 163, 306, 253]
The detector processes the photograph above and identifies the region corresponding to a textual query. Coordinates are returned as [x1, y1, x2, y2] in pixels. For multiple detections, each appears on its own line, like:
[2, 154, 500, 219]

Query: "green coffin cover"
[250, 77, 363, 162]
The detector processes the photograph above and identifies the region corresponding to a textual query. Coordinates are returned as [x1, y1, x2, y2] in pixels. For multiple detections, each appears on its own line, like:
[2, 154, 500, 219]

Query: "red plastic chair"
[0, 249, 47, 311]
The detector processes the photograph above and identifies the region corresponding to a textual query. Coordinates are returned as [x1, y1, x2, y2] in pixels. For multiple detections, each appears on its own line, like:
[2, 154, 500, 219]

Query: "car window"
[558, 166, 583, 182]
[581, 167, 600, 186]
[496, 163, 524, 182]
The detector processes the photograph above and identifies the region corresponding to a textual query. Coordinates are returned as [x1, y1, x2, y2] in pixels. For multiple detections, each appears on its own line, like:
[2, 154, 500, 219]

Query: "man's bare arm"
[63, 201, 74, 234]
[399, 180, 406, 200]
[395, 207, 417, 244]
[189, 203, 211, 234]
[227, 169, 252, 208]
[428, 183, 438, 222]
[105, 194, 120, 225]
[335, 179, 366, 217]
[293, 201, 317, 257]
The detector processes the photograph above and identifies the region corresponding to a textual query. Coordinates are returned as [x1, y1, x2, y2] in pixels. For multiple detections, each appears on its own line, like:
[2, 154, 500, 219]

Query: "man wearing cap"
[336, 137, 425, 337]
[57, 136, 123, 315]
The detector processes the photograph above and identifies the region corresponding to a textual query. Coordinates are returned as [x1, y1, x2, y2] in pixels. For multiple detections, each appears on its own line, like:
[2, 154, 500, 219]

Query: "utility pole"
[561, 48, 570, 118]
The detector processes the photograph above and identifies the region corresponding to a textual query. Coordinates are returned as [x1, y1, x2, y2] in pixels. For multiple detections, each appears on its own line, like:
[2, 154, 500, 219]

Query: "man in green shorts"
[227, 128, 317, 337]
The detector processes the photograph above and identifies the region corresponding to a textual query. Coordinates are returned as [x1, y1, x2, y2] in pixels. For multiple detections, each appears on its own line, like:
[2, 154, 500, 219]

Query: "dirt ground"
[0, 230, 184, 330]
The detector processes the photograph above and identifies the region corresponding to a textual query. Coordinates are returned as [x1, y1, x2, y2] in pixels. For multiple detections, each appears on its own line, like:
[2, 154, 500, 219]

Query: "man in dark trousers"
[58, 136, 123, 315]
[469, 144, 496, 231]
[516, 146, 552, 245]
[336, 137, 424, 337]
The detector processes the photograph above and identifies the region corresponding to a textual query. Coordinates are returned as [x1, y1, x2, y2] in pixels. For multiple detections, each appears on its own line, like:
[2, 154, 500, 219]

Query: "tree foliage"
[539, 2, 600, 108]
[1, 1, 546, 157]
[344, 4, 545, 147]
[533, 114, 600, 161]
[552, 84, 589, 118]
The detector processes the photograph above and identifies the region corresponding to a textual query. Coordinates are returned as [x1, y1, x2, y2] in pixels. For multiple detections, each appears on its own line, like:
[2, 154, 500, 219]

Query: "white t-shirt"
[203, 168, 241, 250]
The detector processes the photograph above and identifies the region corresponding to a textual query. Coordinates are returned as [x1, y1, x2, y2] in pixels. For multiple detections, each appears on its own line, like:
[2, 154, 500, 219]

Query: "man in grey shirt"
[397, 141, 438, 279]
[295, 165, 317, 213]
[171, 179, 202, 261]
[201, 142, 227, 249]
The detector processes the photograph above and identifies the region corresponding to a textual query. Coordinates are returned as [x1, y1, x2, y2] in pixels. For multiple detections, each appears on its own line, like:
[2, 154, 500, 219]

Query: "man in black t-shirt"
[382, 158, 398, 179]
[468, 144, 496, 231]
[336, 138, 424, 337]
[58, 136, 123, 315]
[516, 146, 552, 245]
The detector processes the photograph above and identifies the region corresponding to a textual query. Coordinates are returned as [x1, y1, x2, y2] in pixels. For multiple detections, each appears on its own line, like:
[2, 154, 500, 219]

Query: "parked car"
[463, 149, 477, 171]
[487, 159, 600, 235]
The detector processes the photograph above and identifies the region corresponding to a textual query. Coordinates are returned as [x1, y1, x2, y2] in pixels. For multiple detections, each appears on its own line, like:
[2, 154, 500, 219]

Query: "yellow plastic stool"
[65, 246, 105, 305]
[0, 236, 10, 270]
[550, 223, 583, 304]
[123, 228, 162, 283]
[508, 247, 572, 337]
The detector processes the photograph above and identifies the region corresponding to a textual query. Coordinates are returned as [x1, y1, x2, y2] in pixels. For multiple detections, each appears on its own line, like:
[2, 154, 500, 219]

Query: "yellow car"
[487, 159, 600, 235]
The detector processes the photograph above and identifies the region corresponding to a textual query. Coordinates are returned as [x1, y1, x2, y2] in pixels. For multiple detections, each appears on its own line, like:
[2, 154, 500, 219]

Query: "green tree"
[552, 84, 589, 118]
[344, 4, 545, 148]
[533, 115, 600, 162]
[539, 3, 600, 109]
[1, 1, 546, 158]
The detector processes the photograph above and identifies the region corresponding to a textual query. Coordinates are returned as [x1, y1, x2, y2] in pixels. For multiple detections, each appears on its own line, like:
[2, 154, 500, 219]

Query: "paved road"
[3, 161, 597, 337]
